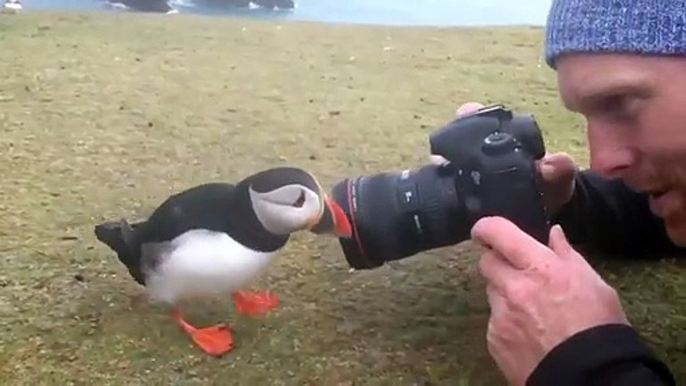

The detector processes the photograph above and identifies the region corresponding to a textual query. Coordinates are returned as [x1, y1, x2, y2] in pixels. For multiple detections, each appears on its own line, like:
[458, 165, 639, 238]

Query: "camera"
[330, 104, 551, 269]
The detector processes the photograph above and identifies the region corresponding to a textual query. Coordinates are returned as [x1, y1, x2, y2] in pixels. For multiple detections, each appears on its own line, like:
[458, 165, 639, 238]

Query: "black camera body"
[330, 104, 551, 269]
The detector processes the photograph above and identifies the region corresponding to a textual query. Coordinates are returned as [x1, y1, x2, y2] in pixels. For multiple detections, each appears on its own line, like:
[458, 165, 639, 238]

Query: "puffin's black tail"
[94, 219, 146, 285]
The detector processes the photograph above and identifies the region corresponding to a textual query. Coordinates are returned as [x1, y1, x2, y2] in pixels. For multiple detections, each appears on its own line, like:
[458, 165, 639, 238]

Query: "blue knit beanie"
[545, 0, 686, 69]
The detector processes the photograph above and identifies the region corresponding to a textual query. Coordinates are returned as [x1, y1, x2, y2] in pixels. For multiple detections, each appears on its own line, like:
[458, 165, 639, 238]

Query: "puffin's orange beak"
[310, 195, 352, 238]
[326, 196, 352, 237]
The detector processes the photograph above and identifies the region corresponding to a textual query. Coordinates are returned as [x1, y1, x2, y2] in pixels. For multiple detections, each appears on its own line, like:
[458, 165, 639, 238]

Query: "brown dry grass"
[0, 10, 683, 385]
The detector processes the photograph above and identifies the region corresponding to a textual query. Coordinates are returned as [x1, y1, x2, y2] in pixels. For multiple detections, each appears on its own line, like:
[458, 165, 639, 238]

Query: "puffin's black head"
[241, 166, 352, 238]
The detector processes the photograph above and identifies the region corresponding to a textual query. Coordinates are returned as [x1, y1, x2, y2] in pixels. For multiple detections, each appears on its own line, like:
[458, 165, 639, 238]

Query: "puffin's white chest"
[143, 229, 276, 304]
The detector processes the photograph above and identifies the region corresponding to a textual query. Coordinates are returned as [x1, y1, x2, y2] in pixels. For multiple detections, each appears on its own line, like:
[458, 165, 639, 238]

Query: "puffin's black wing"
[139, 182, 290, 253]
[93, 183, 238, 286]
[139, 182, 239, 243]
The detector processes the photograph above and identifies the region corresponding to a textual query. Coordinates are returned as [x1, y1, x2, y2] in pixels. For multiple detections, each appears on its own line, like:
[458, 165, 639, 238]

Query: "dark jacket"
[527, 170, 682, 386]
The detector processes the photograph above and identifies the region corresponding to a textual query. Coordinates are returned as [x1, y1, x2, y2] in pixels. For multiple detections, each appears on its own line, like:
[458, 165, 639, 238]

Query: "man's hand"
[455, 102, 578, 215]
[471, 217, 630, 385]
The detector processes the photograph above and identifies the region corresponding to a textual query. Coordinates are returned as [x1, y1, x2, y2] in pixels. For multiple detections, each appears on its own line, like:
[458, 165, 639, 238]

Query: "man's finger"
[538, 152, 577, 182]
[548, 225, 592, 270]
[455, 102, 485, 117]
[479, 250, 521, 293]
[548, 225, 573, 258]
[471, 216, 553, 270]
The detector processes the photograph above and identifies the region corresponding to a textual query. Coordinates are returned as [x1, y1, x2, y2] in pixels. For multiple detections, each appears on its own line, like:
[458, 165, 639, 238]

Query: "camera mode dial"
[482, 132, 518, 156]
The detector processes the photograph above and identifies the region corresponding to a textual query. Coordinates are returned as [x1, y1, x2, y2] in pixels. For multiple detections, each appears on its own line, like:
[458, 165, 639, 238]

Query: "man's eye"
[601, 95, 625, 113]
[600, 95, 639, 121]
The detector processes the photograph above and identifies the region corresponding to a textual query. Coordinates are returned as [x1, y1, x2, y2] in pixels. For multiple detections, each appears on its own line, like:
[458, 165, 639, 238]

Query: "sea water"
[17, 0, 552, 27]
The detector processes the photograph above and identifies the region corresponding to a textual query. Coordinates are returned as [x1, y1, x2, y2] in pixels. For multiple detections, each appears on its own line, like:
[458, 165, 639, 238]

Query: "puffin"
[93, 166, 351, 356]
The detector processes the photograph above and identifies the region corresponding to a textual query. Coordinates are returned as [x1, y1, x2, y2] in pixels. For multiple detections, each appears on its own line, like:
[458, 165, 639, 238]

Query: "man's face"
[556, 53, 686, 246]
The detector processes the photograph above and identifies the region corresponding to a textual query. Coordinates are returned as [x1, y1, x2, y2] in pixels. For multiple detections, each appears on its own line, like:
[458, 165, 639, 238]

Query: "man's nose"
[587, 123, 638, 178]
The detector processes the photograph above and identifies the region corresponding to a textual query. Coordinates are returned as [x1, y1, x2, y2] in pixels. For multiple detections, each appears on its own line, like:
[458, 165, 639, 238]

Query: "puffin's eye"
[292, 190, 306, 207]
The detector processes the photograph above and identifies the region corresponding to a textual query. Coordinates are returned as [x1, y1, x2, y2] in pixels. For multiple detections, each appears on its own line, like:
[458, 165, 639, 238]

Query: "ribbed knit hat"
[545, 0, 686, 68]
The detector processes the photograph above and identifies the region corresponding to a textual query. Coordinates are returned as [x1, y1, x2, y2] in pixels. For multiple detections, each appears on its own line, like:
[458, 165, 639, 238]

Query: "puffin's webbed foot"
[171, 308, 234, 356]
[233, 290, 279, 317]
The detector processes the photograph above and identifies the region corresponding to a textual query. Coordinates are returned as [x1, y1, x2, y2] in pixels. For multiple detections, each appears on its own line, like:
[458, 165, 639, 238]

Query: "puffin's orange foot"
[171, 308, 234, 356]
[188, 325, 234, 356]
[233, 290, 279, 317]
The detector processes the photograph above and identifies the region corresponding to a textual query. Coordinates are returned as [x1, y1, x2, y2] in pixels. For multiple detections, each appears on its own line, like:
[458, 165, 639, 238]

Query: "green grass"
[0, 10, 684, 385]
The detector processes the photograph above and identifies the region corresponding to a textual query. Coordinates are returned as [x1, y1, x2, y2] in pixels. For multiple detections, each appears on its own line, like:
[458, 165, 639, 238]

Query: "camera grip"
[484, 169, 550, 245]
[460, 133, 551, 245]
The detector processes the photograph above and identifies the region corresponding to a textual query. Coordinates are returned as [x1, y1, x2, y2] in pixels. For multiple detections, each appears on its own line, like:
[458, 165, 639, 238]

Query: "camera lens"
[330, 164, 471, 269]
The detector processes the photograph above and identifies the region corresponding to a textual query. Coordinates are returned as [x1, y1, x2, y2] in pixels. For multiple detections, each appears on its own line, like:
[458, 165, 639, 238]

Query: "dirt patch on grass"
[0, 11, 683, 385]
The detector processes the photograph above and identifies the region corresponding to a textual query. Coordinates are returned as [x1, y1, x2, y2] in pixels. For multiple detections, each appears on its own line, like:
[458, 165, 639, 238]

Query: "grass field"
[0, 10, 684, 385]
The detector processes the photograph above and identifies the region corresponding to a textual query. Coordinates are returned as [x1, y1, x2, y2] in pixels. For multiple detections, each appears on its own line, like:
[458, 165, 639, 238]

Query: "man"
[460, 0, 686, 385]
